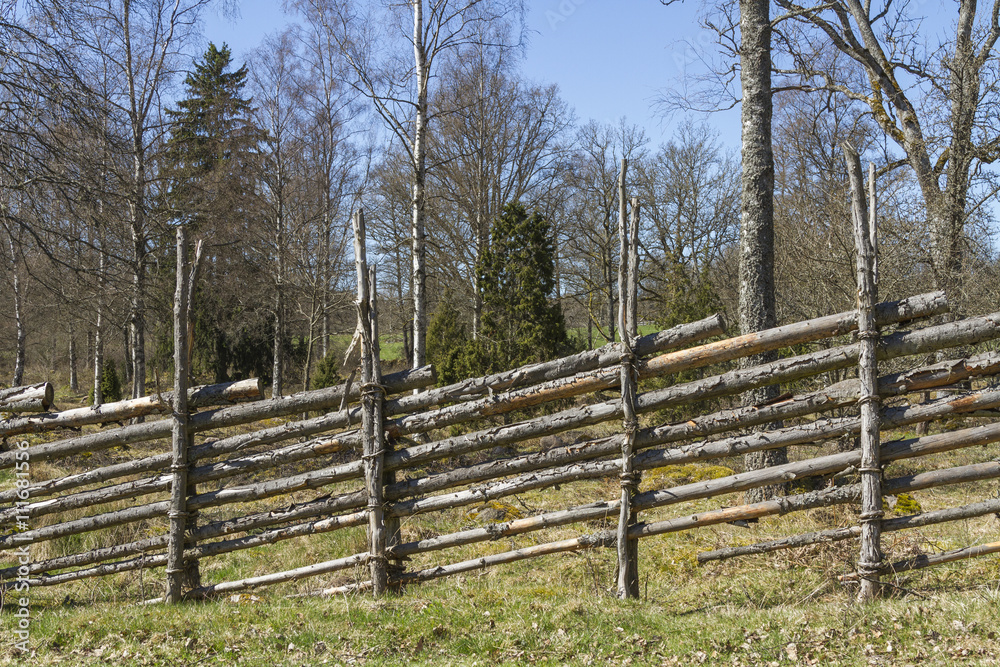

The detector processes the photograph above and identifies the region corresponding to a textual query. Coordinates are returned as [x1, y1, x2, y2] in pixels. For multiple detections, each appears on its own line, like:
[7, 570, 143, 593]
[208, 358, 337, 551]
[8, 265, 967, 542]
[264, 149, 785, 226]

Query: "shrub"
[89, 359, 123, 403]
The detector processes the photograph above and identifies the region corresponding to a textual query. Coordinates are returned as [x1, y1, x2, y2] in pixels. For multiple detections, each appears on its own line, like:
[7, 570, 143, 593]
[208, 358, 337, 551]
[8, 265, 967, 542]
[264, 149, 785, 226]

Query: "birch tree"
[56, 0, 213, 397]
[430, 46, 572, 337]
[295, 0, 524, 369]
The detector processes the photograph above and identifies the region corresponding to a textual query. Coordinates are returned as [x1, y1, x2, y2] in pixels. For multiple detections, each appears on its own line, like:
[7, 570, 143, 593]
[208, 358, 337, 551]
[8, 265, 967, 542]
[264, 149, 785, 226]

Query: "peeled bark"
[0, 383, 54, 413]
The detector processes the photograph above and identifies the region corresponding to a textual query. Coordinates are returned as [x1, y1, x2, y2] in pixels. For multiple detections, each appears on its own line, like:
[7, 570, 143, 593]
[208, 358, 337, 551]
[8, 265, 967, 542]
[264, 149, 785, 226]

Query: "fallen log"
[0, 382, 54, 413]
[849, 541, 1000, 579]
[0, 379, 262, 438]
[697, 496, 1000, 563]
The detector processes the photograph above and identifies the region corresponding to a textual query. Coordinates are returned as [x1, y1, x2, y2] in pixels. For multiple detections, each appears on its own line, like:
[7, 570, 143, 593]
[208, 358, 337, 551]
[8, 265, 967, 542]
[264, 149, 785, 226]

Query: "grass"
[4, 391, 1000, 665]
[567, 324, 661, 351]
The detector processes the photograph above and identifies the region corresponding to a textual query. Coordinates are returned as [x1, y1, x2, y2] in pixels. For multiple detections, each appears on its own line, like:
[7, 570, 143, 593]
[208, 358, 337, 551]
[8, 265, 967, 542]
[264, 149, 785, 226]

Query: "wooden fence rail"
[3, 179, 1000, 605]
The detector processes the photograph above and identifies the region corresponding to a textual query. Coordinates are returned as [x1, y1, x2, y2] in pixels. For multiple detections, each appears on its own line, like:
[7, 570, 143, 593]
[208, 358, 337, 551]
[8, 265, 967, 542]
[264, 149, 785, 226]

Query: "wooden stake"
[616, 159, 639, 599]
[166, 226, 191, 604]
[354, 209, 388, 596]
[845, 143, 882, 601]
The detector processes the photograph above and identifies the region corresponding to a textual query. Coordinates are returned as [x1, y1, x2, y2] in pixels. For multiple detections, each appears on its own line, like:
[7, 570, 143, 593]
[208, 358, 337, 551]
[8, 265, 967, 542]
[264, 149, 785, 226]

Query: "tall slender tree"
[162, 42, 268, 383]
[738, 0, 784, 502]
[299, 0, 524, 369]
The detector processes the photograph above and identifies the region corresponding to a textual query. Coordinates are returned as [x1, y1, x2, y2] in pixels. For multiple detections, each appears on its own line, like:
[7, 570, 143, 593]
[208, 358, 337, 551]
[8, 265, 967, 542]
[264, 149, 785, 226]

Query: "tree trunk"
[738, 0, 783, 502]
[411, 0, 428, 369]
[10, 236, 26, 388]
[93, 233, 106, 407]
[273, 196, 285, 398]
[69, 320, 79, 393]
[129, 151, 147, 399]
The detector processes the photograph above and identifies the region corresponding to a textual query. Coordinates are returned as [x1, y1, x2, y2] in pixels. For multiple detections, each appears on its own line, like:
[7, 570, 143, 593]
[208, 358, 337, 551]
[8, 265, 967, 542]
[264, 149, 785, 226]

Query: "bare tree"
[563, 119, 647, 345]
[430, 45, 572, 336]
[296, 0, 524, 368]
[54, 0, 214, 397]
[249, 32, 303, 398]
[772, 0, 1000, 313]
[636, 122, 739, 328]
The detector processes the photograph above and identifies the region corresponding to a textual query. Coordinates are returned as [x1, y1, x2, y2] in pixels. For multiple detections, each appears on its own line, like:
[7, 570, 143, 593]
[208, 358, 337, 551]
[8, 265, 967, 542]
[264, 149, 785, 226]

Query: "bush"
[312, 349, 344, 390]
[427, 294, 479, 385]
[89, 359, 123, 403]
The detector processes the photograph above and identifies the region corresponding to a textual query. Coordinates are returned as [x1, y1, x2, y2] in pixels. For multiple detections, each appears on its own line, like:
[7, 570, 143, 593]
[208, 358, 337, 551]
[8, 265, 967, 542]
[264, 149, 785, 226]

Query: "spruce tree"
[427, 293, 476, 385]
[162, 42, 264, 228]
[476, 202, 570, 372]
[161, 43, 270, 383]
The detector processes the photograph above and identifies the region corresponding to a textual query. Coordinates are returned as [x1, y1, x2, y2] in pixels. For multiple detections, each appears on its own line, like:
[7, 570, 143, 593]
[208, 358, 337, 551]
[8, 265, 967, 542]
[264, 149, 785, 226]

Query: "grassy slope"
[4, 386, 1000, 665]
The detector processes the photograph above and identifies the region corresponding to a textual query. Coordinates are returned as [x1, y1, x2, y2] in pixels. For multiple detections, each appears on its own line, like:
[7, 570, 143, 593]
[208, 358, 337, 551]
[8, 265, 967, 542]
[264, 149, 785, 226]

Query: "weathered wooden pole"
[616, 160, 640, 599]
[371, 266, 401, 587]
[165, 226, 192, 604]
[845, 143, 883, 601]
[354, 209, 389, 596]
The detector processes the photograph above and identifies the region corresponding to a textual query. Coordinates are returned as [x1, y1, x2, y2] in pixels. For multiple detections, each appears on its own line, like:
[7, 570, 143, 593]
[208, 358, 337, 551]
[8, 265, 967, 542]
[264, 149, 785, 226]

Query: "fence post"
[616, 160, 641, 598]
[353, 209, 389, 596]
[371, 267, 404, 588]
[844, 143, 883, 601]
[166, 226, 191, 603]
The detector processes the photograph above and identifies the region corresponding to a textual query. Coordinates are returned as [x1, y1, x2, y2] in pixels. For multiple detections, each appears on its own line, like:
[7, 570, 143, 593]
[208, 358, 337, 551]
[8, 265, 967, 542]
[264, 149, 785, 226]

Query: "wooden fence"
[3, 162, 1000, 603]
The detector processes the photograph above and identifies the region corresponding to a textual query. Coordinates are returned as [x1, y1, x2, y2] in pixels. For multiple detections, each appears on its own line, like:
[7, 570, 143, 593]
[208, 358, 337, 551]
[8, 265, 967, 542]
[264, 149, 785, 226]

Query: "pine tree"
[476, 202, 570, 372]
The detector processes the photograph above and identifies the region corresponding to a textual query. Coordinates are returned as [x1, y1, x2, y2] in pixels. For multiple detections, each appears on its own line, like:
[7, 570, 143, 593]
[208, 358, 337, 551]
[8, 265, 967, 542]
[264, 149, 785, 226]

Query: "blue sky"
[201, 0, 743, 151]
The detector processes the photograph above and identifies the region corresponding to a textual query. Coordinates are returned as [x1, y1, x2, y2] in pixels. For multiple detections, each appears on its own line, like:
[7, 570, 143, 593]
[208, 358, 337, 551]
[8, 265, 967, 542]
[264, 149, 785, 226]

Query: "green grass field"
[5, 371, 1000, 666]
[5, 432, 1000, 666]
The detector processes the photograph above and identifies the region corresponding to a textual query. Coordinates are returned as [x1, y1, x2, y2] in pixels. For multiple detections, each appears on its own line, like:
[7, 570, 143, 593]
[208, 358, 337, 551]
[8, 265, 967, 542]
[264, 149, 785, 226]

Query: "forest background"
[3, 0, 1000, 406]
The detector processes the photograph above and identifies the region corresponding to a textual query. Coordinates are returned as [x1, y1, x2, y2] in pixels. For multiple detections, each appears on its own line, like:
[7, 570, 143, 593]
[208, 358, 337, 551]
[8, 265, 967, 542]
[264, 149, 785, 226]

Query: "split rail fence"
[3, 156, 1000, 603]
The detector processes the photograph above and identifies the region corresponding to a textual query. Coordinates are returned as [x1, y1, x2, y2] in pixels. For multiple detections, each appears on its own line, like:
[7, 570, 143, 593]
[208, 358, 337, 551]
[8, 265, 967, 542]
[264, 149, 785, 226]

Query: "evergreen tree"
[427, 293, 477, 385]
[476, 202, 570, 372]
[163, 42, 264, 227]
[161, 43, 271, 383]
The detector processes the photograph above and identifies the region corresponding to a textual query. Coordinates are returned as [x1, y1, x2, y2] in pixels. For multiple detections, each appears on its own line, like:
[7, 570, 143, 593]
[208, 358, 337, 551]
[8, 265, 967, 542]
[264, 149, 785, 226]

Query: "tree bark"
[411, 0, 429, 369]
[845, 143, 883, 601]
[0, 383, 54, 412]
[69, 320, 79, 393]
[166, 227, 191, 603]
[739, 0, 782, 501]
[8, 231, 26, 387]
